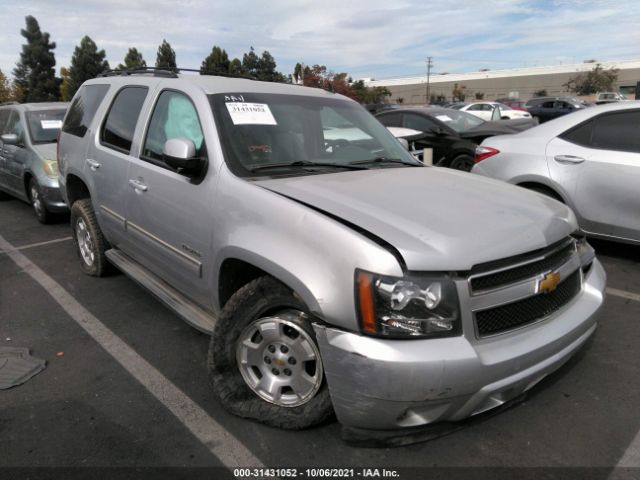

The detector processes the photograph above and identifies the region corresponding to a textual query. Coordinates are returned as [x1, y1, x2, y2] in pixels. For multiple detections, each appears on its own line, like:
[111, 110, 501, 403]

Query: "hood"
[254, 168, 577, 271]
[31, 143, 57, 160]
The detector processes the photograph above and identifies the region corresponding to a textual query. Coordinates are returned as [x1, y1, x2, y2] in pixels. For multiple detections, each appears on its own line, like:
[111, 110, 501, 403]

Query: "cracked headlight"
[356, 270, 461, 339]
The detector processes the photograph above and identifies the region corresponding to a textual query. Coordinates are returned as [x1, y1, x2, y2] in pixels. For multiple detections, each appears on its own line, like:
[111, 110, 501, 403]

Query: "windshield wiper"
[248, 161, 367, 172]
[349, 157, 421, 167]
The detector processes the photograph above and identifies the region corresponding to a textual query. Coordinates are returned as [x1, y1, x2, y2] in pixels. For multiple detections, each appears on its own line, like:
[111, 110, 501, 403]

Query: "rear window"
[62, 84, 110, 138]
[26, 109, 66, 144]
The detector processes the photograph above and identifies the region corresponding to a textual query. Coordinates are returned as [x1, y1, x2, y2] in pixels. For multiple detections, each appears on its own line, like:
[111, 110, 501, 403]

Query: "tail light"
[474, 146, 500, 163]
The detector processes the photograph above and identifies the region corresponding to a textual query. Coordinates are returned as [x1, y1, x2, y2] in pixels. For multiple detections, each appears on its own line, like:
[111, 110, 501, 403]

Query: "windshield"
[26, 109, 66, 144]
[430, 109, 485, 132]
[209, 93, 420, 177]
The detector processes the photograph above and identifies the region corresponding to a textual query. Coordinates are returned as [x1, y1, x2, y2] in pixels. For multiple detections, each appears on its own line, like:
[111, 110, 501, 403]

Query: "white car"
[460, 102, 532, 121]
[471, 101, 640, 245]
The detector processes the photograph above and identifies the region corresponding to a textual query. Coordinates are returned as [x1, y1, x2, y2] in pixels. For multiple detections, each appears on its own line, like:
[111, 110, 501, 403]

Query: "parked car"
[595, 92, 628, 104]
[58, 70, 604, 435]
[0, 102, 69, 223]
[473, 101, 640, 245]
[458, 102, 532, 121]
[525, 96, 586, 123]
[376, 107, 536, 170]
[495, 98, 528, 111]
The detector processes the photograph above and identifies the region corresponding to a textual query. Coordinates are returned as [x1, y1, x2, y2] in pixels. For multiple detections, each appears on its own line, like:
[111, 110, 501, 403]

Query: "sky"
[1, 0, 639, 81]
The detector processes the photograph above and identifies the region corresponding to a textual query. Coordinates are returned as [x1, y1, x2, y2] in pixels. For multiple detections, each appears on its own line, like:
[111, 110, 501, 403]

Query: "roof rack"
[98, 67, 179, 78]
[97, 66, 258, 81]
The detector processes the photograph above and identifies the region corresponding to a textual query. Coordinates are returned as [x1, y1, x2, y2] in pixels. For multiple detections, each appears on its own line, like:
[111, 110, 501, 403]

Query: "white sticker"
[41, 120, 63, 129]
[225, 103, 277, 125]
[435, 115, 452, 122]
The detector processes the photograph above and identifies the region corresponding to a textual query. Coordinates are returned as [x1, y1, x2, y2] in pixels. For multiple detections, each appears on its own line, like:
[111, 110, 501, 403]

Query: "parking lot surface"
[1, 197, 639, 480]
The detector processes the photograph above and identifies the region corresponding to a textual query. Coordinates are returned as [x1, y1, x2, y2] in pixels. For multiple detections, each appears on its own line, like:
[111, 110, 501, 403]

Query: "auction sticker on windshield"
[435, 115, 452, 122]
[226, 103, 277, 125]
[41, 120, 63, 129]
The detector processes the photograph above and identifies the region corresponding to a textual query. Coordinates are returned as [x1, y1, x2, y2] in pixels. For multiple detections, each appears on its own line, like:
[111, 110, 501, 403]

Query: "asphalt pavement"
[1, 196, 639, 480]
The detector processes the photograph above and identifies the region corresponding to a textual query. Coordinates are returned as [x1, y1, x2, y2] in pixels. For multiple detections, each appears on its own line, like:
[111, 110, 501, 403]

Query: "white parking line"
[0, 233, 263, 468]
[0, 236, 73, 254]
[617, 429, 640, 467]
[606, 287, 640, 303]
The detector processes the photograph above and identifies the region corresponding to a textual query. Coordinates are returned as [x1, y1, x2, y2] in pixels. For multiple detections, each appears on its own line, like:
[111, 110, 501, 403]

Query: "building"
[364, 59, 640, 104]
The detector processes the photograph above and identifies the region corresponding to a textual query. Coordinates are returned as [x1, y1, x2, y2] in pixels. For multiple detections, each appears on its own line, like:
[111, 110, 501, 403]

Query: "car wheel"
[29, 178, 52, 224]
[208, 276, 334, 430]
[449, 154, 475, 172]
[70, 198, 111, 276]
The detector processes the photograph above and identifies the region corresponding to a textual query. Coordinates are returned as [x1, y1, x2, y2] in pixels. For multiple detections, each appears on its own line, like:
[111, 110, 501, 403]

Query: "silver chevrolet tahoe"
[58, 70, 606, 434]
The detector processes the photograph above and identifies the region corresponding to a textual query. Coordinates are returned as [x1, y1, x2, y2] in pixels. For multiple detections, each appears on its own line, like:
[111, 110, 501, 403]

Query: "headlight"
[572, 234, 595, 271]
[356, 270, 461, 339]
[42, 159, 59, 178]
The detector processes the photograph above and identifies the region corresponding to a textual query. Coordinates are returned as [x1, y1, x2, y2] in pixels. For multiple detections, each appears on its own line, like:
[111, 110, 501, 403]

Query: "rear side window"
[591, 111, 640, 153]
[100, 86, 148, 154]
[0, 109, 10, 133]
[377, 112, 401, 127]
[404, 113, 437, 132]
[561, 120, 593, 147]
[62, 84, 109, 138]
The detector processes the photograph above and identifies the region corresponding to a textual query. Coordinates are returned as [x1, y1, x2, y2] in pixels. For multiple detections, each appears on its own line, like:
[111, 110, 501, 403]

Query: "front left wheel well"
[218, 258, 269, 309]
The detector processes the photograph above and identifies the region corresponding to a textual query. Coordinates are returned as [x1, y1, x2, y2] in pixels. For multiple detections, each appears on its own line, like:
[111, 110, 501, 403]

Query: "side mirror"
[163, 138, 202, 172]
[1, 133, 19, 146]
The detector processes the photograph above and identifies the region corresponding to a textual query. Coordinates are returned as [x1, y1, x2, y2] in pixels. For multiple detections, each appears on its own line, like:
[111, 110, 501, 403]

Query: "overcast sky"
[1, 0, 639, 81]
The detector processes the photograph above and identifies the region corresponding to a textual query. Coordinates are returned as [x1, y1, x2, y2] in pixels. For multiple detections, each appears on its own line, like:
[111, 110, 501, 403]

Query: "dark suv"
[525, 96, 585, 123]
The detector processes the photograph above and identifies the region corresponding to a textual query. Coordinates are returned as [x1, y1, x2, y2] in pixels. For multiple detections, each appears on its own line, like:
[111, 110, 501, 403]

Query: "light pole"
[426, 57, 433, 104]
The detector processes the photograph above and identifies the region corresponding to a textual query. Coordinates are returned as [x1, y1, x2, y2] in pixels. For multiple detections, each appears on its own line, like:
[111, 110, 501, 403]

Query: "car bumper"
[313, 259, 605, 430]
[40, 181, 68, 213]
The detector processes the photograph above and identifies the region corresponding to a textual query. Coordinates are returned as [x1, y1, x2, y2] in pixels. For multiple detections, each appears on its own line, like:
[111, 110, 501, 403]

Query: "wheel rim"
[31, 185, 43, 217]
[236, 310, 323, 407]
[75, 217, 95, 266]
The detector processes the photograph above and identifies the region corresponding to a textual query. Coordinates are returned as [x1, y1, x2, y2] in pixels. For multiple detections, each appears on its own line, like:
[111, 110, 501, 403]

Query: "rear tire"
[208, 276, 334, 430]
[525, 185, 564, 203]
[70, 199, 111, 276]
[449, 154, 475, 172]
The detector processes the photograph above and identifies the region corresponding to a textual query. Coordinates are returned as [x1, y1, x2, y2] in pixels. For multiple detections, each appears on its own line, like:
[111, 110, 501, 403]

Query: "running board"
[105, 249, 216, 334]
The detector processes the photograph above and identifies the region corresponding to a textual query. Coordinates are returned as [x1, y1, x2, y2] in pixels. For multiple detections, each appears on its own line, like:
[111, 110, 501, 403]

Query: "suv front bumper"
[313, 259, 605, 430]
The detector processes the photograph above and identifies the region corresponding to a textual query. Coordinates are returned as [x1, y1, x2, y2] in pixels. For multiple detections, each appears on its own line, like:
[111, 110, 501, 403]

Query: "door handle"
[86, 158, 101, 171]
[554, 155, 585, 164]
[128, 179, 148, 192]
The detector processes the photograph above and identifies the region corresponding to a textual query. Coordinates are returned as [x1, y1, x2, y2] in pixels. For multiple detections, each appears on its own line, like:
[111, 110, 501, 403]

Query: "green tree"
[155, 39, 176, 70]
[67, 36, 110, 99]
[118, 47, 146, 70]
[229, 58, 243, 76]
[200, 46, 230, 75]
[59, 66, 72, 101]
[293, 62, 303, 84]
[256, 50, 286, 82]
[533, 89, 548, 97]
[242, 47, 260, 77]
[13, 16, 59, 102]
[350, 80, 391, 104]
[564, 64, 619, 95]
[475, 91, 485, 100]
[0, 69, 15, 103]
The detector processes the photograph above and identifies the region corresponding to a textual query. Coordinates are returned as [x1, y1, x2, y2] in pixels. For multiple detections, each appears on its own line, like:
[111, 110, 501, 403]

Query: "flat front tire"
[29, 178, 51, 224]
[70, 199, 110, 276]
[208, 276, 333, 429]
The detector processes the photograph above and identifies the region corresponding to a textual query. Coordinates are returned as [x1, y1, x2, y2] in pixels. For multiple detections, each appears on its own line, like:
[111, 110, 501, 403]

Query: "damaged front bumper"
[313, 259, 606, 432]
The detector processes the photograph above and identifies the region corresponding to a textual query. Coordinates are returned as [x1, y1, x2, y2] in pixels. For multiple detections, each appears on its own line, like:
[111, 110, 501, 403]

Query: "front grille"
[475, 269, 581, 337]
[470, 240, 575, 293]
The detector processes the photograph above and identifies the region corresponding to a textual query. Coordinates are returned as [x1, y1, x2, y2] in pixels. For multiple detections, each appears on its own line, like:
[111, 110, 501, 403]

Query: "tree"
[452, 83, 467, 101]
[67, 36, 110, 99]
[13, 16, 59, 102]
[201, 46, 230, 75]
[242, 47, 260, 77]
[293, 63, 303, 84]
[533, 89, 548, 97]
[350, 80, 391, 104]
[255, 50, 286, 82]
[59, 67, 71, 101]
[564, 63, 619, 95]
[0, 69, 15, 103]
[155, 39, 176, 70]
[229, 58, 243, 76]
[118, 47, 146, 70]
[475, 92, 485, 100]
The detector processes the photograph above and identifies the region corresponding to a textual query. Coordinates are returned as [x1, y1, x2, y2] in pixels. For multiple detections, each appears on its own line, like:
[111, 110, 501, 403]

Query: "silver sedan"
[472, 101, 640, 245]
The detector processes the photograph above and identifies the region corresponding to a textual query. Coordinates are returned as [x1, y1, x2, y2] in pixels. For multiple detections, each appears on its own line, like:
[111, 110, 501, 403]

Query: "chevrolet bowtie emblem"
[539, 271, 561, 293]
